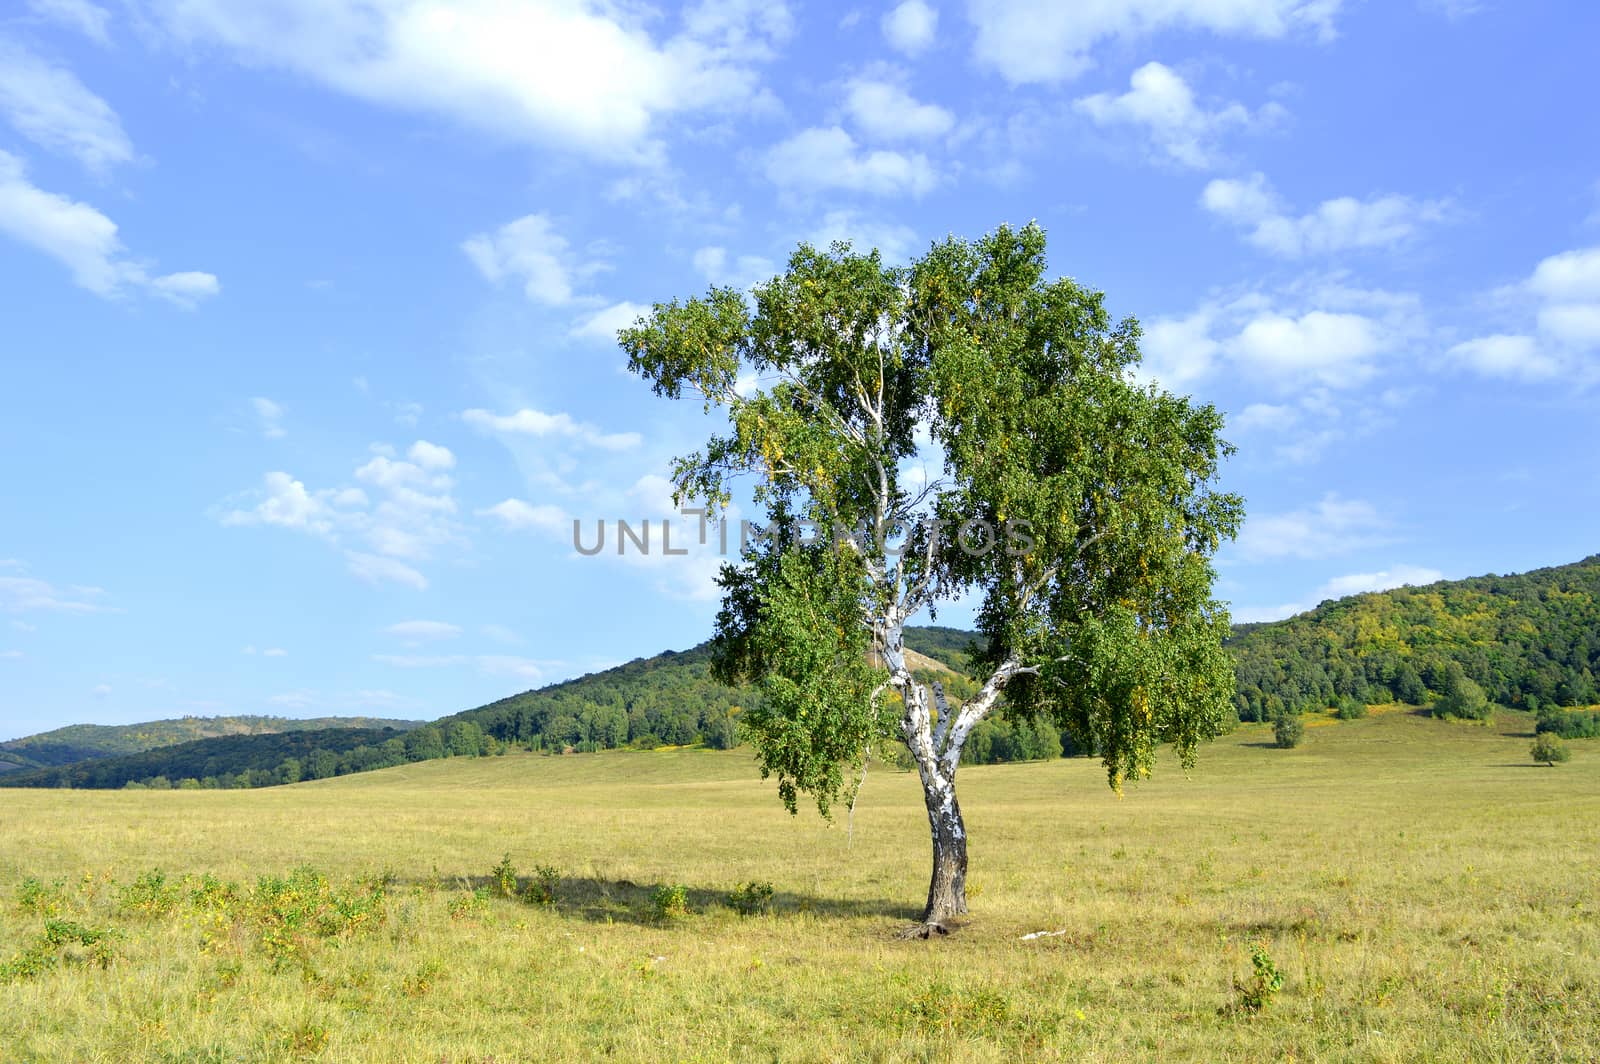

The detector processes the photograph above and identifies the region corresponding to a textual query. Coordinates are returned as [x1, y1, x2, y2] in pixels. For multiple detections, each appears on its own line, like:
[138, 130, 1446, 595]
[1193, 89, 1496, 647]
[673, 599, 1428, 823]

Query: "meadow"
[1, 706, 1596, 1062]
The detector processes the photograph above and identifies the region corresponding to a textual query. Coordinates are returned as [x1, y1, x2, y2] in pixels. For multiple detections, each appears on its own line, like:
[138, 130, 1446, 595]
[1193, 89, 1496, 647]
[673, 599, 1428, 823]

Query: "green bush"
[490, 854, 519, 899]
[1531, 733, 1571, 766]
[1228, 942, 1285, 1014]
[1335, 696, 1367, 720]
[1272, 709, 1304, 749]
[727, 880, 774, 916]
[651, 884, 689, 920]
[118, 869, 178, 918]
[521, 865, 560, 907]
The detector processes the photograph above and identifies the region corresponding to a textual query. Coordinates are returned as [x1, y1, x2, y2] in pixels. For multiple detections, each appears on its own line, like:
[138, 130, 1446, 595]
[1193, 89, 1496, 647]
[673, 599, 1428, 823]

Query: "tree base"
[897, 919, 958, 940]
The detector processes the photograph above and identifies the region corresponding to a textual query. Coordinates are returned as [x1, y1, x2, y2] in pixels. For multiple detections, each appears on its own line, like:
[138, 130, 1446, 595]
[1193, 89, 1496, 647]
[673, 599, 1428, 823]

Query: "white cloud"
[252, 397, 286, 439]
[1231, 310, 1382, 386]
[1140, 309, 1220, 387]
[844, 78, 954, 141]
[462, 213, 594, 305]
[1445, 334, 1558, 381]
[1073, 62, 1279, 169]
[0, 650, 22, 661]
[1234, 563, 1443, 623]
[808, 210, 919, 263]
[0, 39, 132, 171]
[407, 440, 455, 471]
[142, 0, 790, 163]
[479, 498, 568, 535]
[27, 0, 113, 44]
[1202, 172, 1450, 258]
[0, 572, 115, 614]
[692, 245, 775, 289]
[384, 619, 462, 640]
[219, 440, 464, 587]
[345, 551, 428, 590]
[0, 150, 220, 303]
[572, 300, 647, 342]
[462, 407, 641, 451]
[765, 126, 937, 198]
[1448, 246, 1600, 384]
[882, 0, 938, 54]
[91, 682, 111, 697]
[1235, 493, 1388, 561]
[968, 0, 1342, 84]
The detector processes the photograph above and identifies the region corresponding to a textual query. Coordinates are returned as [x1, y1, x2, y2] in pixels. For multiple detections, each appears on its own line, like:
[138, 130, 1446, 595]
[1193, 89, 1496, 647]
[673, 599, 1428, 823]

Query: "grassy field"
[2, 707, 1597, 1062]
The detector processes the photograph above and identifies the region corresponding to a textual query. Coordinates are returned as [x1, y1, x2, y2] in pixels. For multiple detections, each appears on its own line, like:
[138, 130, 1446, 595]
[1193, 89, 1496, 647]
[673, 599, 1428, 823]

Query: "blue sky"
[2, 0, 1598, 740]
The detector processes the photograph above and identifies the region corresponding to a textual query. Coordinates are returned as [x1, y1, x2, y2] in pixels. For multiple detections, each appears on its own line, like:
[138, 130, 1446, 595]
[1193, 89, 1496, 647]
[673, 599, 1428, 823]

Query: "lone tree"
[622, 224, 1242, 932]
[1531, 732, 1570, 767]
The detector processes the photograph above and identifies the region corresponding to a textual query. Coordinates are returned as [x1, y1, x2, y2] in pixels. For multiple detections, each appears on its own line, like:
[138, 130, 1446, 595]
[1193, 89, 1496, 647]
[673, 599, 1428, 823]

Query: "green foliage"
[250, 867, 388, 962]
[15, 876, 64, 916]
[651, 884, 689, 920]
[447, 889, 490, 922]
[490, 854, 519, 899]
[521, 865, 561, 907]
[1335, 696, 1368, 720]
[1230, 555, 1600, 718]
[118, 869, 179, 918]
[1434, 664, 1494, 722]
[0, 714, 421, 769]
[714, 544, 890, 817]
[961, 711, 1066, 765]
[727, 880, 775, 916]
[1, 919, 119, 982]
[1536, 707, 1600, 739]
[1273, 709, 1305, 749]
[1531, 733, 1571, 766]
[1228, 942, 1286, 1014]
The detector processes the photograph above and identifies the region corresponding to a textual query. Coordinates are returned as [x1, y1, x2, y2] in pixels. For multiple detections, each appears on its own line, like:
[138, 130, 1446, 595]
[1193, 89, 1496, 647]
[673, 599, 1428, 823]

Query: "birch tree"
[621, 223, 1242, 934]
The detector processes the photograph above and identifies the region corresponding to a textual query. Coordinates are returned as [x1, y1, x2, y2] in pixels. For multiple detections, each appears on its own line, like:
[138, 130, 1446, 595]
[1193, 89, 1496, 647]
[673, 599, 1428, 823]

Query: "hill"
[0, 726, 416, 789]
[0, 714, 423, 770]
[1229, 553, 1600, 719]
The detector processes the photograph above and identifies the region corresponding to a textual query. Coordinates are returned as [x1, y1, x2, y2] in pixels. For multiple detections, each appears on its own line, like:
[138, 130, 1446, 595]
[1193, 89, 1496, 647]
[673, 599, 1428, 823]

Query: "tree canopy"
[623, 222, 1242, 927]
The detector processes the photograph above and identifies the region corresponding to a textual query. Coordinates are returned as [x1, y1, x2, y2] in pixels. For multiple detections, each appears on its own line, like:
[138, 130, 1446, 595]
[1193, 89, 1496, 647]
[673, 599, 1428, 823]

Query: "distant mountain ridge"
[6, 558, 1599, 791]
[0, 714, 424, 772]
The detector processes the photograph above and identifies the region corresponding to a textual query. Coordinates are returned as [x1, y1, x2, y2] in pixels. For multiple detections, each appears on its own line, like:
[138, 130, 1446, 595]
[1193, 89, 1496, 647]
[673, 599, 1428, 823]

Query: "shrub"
[1227, 942, 1285, 1014]
[447, 888, 491, 921]
[1335, 696, 1367, 720]
[1531, 733, 1571, 767]
[490, 854, 519, 899]
[118, 869, 179, 918]
[727, 880, 774, 916]
[1536, 707, 1600, 739]
[1434, 665, 1494, 721]
[520, 865, 560, 907]
[1273, 709, 1304, 749]
[651, 884, 689, 920]
[15, 876, 64, 917]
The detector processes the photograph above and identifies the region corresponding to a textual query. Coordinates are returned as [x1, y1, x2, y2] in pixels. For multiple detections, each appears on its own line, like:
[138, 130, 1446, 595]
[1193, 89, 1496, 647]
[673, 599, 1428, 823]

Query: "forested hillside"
[1229, 554, 1600, 719]
[0, 714, 422, 770]
[11, 556, 1600, 793]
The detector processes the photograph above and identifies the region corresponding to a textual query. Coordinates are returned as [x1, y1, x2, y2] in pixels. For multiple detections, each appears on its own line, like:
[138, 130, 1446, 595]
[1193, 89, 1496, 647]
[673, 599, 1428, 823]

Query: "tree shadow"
[399, 873, 923, 927]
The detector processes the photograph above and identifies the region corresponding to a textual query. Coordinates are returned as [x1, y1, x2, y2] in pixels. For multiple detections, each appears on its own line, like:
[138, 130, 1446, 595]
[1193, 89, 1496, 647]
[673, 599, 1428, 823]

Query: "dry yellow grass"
[1, 708, 1596, 1061]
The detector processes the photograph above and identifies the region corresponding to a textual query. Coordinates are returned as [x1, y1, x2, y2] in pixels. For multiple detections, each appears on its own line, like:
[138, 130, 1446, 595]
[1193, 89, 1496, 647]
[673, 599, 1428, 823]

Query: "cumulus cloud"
[462, 213, 596, 305]
[765, 126, 937, 198]
[1234, 493, 1389, 561]
[1446, 246, 1600, 384]
[479, 498, 568, 534]
[1201, 172, 1451, 257]
[1073, 62, 1281, 169]
[1233, 563, 1443, 623]
[462, 407, 641, 451]
[691, 245, 776, 289]
[218, 440, 464, 588]
[882, 0, 938, 54]
[571, 300, 648, 342]
[968, 0, 1342, 84]
[0, 150, 219, 304]
[807, 209, 920, 263]
[140, 0, 791, 163]
[0, 38, 132, 171]
[844, 77, 954, 141]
